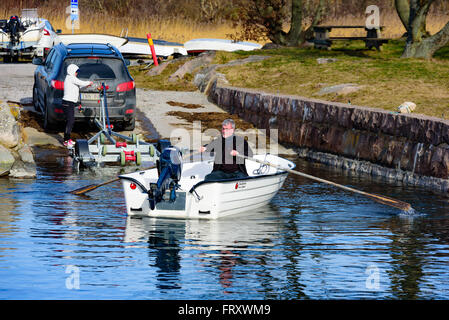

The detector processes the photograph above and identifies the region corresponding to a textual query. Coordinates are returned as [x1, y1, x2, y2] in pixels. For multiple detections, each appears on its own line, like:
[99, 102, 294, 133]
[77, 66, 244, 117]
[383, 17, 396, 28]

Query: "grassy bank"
[131, 40, 449, 119]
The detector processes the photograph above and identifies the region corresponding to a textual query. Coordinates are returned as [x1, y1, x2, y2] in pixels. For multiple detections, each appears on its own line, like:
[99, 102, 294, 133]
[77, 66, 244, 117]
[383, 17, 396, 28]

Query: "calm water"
[1, 147, 448, 300]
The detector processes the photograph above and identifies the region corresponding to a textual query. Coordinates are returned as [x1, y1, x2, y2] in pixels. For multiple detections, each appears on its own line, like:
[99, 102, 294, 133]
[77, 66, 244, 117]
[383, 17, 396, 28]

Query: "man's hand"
[230, 150, 239, 156]
[199, 146, 206, 153]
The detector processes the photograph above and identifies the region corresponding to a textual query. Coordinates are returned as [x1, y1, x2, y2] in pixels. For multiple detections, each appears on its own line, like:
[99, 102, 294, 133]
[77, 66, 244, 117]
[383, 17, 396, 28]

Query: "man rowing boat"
[199, 119, 253, 181]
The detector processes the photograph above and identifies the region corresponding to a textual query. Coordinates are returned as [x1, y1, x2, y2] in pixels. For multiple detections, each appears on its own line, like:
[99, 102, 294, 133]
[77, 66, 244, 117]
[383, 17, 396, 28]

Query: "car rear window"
[78, 62, 115, 79]
[62, 57, 128, 80]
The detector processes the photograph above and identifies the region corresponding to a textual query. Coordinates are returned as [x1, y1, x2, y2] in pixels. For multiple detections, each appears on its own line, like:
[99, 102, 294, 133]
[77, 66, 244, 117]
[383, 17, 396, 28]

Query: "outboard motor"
[148, 140, 183, 210]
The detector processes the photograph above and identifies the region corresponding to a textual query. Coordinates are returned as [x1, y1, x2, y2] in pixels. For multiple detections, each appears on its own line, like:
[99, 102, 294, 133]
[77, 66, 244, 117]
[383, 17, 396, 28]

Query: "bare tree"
[395, 0, 449, 58]
[200, 0, 224, 22]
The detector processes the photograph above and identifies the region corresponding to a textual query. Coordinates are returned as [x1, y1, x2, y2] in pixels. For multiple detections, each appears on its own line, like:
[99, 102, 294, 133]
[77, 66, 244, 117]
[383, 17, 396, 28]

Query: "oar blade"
[366, 193, 412, 211]
[70, 184, 100, 195]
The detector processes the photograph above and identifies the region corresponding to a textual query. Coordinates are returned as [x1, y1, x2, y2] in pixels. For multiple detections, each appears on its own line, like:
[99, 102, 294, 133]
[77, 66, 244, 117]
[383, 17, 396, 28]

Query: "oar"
[70, 150, 202, 196]
[238, 155, 412, 212]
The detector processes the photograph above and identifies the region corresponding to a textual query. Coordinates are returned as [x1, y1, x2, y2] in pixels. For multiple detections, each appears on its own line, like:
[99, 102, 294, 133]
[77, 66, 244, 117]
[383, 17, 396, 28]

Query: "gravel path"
[0, 62, 36, 103]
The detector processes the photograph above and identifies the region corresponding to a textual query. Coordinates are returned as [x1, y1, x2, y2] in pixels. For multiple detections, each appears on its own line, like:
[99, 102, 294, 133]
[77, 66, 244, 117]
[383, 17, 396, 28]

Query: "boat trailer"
[72, 83, 159, 169]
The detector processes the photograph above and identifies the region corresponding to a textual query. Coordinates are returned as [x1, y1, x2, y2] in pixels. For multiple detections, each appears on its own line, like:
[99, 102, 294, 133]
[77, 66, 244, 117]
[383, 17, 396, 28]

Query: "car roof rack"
[65, 43, 118, 57]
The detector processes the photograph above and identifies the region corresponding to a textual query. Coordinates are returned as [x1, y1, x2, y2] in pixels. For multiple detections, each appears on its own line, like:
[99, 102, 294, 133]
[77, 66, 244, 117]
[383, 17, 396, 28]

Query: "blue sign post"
[70, 0, 79, 34]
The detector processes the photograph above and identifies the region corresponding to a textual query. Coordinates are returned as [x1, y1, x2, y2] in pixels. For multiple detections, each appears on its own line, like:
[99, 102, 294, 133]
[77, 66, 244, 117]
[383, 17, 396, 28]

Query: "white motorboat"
[0, 11, 56, 60]
[184, 38, 262, 54]
[119, 149, 295, 220]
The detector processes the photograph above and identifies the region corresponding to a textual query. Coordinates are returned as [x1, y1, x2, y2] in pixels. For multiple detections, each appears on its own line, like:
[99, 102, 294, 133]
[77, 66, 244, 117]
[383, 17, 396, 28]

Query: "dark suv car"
[32, 43, 136, 130]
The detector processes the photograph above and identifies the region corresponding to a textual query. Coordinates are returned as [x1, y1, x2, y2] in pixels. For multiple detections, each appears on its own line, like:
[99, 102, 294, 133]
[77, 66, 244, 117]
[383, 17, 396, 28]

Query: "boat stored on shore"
[184, 38, 262, 54]
[119, 150, 295, 220]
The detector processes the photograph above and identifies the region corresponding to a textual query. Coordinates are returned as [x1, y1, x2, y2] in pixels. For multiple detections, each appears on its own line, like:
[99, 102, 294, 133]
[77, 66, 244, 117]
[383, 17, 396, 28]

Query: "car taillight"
[51, 80, 64, 90]
[43, 29, 50, 36]
[116, 81, 135, 92]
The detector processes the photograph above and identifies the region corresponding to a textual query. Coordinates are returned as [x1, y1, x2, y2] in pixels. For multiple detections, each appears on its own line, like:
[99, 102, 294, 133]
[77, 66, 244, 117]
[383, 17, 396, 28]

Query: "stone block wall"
[207, 83, 449, 192]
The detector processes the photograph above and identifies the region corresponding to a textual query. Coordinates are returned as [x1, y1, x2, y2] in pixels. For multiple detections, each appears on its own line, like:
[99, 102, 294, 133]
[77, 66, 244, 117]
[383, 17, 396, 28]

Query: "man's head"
[221, 119, 235, 138]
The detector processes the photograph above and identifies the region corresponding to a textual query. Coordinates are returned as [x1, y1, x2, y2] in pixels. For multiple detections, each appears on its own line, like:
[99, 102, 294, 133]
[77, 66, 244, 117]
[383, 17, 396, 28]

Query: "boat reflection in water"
[123, 205, 282, 293]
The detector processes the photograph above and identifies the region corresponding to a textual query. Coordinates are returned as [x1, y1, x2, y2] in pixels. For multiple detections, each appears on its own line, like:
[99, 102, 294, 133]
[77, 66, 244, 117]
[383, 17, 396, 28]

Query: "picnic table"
[313, 25, 389, 50]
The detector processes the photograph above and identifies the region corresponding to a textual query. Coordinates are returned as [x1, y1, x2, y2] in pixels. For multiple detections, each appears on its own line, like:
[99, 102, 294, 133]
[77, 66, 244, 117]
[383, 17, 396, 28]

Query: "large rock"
[168, 51, 216, 82]
[8, 160, 36, 179]
[193, 55, 270, 93]
[22, 127, 61, 147]
[317, 83, 362, 96]
[0, 144, 15, 176]
[146, 58, 187, 76]
[18, 144, 35, 164]
[0, 103, 21, 148]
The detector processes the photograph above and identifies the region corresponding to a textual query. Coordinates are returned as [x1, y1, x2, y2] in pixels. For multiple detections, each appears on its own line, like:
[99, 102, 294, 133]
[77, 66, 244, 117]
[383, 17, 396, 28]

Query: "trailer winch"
[72, 82, 159, 169]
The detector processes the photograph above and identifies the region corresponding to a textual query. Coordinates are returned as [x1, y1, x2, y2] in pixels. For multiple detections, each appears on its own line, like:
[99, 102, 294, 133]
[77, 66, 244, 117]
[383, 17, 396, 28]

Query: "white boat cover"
[184, 38, 262, 53]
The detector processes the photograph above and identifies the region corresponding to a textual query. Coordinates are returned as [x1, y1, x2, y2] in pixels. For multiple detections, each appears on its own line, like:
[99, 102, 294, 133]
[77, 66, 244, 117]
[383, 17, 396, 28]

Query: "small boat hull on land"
[119, 154, 295, 220]
[184, 38, 262, 54]
[118, 37, 187, 58]
[58, 34, 128, 48]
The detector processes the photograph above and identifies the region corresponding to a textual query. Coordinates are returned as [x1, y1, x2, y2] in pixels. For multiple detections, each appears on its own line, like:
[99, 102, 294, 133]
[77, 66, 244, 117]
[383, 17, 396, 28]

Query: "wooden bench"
[313, 25, 389, 51]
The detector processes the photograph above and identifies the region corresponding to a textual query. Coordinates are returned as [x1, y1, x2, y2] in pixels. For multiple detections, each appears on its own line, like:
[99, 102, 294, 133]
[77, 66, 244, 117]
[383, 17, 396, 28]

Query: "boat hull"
[58, 34, 128, 48]
[184, 38, 262, 54]
[120, 154, 294, 220]
[118, 38, 188, 58]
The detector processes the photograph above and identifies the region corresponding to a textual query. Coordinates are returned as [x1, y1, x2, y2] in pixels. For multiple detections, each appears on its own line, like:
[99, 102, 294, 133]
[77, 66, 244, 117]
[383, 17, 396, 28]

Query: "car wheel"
[122, 116, 135, 131]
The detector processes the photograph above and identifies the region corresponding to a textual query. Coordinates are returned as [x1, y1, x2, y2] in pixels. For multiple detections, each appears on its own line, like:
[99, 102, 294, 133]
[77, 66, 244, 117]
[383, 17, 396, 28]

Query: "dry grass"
[2, 6, 447, 44]
[4, 10, 242, 44]
[323, 12, 449, 39]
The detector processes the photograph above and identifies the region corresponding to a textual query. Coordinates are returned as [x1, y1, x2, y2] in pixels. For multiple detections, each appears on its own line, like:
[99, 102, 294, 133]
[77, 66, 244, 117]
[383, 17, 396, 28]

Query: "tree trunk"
[402, 21, 449, 58]
[397, 0, 449, 58]
[270, 0, 325, 46]
[285, 0, 304, 46]
[395, 0, 410, 31]
[302, 0, 326, 42]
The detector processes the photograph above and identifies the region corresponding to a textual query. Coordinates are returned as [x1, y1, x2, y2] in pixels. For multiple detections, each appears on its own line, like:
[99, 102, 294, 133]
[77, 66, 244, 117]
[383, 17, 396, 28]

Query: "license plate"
[81, 93, 100, 100]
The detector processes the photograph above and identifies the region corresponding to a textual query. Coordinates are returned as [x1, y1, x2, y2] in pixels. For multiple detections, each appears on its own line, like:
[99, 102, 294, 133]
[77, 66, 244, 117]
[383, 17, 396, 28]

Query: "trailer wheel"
[74, 139, 91, 166]
[73, 159, 80, 172]
[136, 152, 141, 166]
[120, 151, 126, 166]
